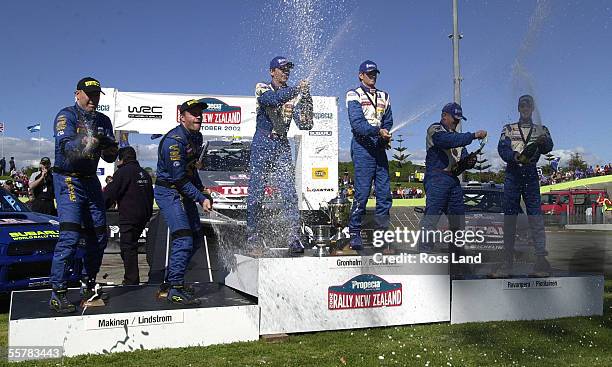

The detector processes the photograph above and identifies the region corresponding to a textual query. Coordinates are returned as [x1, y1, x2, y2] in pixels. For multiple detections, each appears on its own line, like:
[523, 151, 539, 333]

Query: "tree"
[568, 152, 587, 171]
[392, 134, 410, 168]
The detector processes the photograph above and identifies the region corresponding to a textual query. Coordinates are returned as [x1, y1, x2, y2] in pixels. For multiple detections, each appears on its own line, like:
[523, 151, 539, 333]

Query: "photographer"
[29, 157, 57, 215]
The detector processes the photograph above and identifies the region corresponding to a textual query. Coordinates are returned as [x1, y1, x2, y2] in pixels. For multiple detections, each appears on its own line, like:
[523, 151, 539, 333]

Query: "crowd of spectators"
[540, 163, 612, 186]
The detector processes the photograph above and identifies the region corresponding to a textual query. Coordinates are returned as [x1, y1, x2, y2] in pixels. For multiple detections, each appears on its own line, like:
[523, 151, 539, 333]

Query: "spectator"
[2, 179, 18, 196]
[0, 157, 5, 176]
[29, 157, 57, 215]
[8, 157, 15, 173]
[104, 147, 154, 285]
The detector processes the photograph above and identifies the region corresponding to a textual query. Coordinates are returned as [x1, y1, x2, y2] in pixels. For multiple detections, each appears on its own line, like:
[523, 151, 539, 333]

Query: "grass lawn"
[1, 280, 610, 366]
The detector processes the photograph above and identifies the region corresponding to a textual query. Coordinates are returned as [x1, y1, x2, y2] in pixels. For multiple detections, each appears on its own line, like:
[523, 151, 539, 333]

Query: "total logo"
[210, 186, 248, 196]
[328, 274, 402, 310]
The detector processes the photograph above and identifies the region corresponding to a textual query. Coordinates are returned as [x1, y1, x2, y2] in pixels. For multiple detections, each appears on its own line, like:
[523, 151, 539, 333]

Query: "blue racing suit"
[155, 124, 211, 286]
[419, 122, 476, 251]
[498, 121, 553, 257]
[346, 85, 393, 233]
[247, 81, 312, 246]
[50, 104, 117, 290]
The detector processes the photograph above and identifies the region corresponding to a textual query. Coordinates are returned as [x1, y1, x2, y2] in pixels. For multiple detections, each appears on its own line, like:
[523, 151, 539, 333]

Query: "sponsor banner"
[113, 92, 257, 137]
[85, 310, 185, 330]
[328, 274, 403, 310]
[312, 167, 328, 180]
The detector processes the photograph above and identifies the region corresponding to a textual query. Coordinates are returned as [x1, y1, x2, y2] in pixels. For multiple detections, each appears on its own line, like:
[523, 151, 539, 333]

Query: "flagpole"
[38, 124, 41, 158]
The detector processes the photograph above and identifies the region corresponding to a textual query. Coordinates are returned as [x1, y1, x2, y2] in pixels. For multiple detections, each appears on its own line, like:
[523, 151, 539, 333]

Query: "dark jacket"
[104, 160, 153, 225]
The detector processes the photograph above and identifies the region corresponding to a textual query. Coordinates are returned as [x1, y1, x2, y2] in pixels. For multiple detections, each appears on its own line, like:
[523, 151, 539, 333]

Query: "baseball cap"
[442, 102, 467, 121]
[518, 94, 534, 107]
[359, 60, 380, 74]
[269, 56, 294, 70]
[76, 77, 105, 95]
[179, 99, 208, 113]
[40, 157, 51, 166]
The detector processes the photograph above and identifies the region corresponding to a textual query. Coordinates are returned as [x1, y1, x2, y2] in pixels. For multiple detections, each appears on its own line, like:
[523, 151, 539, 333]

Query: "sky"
[0, 0, 610, 170]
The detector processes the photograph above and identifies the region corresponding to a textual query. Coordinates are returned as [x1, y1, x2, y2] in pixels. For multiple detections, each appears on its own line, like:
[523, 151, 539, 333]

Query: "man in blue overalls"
[346, 60, 393, 250]
[49, 77, 118, 313]
[247, 56, 312, 255]
[155, 99, 213, 305]
[419, 103, 487, 256]
[497, 95, 553, 277]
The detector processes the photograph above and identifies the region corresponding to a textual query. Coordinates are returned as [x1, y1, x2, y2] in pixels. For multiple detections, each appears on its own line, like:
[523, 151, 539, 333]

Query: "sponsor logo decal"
[312, 167, 329, 179]
[176, 98, 241, 125]
[309, 130, 332, 136]
[9, 230, 59, 241]
[128, 105, 162, 119]
[328, 274, 402, 310]
[229, 174, 250, 180]
[96, 104, 110, 112]
[306, 187, 334, 192]
[209, 186, 248, 196]
[313, 112, 334, 120]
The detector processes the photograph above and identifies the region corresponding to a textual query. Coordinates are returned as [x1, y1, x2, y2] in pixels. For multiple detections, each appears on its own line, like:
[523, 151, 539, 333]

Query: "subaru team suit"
[419, 103, 475, 253]
[346, 60, 393, 249]
[50, 79, 117, 313]
[497, 95, 553, 273]
[155, 109, 212, 305]
[247, 56, 313, 254]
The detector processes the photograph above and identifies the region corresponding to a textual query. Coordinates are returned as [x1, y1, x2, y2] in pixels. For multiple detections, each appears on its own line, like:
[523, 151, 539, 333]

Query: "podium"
[8, 283, 259, 361]
[224, 253, 451, 334]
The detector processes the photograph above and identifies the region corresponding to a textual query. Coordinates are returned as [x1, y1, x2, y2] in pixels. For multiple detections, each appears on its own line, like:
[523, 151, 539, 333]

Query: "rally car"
[199, 138, 282, 219]
[415, 182, 534, 261]
[0, 187, 82, 294]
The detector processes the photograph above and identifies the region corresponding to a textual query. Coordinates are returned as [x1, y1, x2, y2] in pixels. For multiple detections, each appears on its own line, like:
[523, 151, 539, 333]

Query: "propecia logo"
[328, 274, 402, 310]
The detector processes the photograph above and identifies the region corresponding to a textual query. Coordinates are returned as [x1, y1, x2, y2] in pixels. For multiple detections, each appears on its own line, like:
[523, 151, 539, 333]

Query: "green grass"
[2, 281, 611, 366]
[540, 175, 612, 193]
[367, 198, 425, 207]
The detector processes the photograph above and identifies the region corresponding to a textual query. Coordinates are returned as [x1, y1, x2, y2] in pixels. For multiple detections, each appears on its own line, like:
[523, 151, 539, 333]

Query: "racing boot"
[349, 232, 364, 251]
[167, 284, 201, 306]
[80, 277, 109, 303]
[49, 289, 76, 314]
[532, 256, 551, 277]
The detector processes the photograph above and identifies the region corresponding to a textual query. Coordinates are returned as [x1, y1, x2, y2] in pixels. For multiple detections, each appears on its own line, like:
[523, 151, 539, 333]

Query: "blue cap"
[359, 60, 380, 73]
[269, 56, 294, 70]
[442, 102, 467, 121]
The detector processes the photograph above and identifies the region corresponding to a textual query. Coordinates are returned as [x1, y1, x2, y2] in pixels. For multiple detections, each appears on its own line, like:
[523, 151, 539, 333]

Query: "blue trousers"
[503, 169, 547, 256]
[419, 173, 465, 251]
[246, 134, 300, 245]
[50, 174, 107, 290]
[349, 142, 392, 233]
[154, 186, 202, 285]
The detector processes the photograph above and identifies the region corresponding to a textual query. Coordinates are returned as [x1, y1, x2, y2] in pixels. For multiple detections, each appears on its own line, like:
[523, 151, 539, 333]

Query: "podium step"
[9, 283, 259, 361]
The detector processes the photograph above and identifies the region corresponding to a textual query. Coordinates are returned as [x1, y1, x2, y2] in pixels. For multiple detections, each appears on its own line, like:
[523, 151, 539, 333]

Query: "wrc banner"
[112, 92, 257, 137]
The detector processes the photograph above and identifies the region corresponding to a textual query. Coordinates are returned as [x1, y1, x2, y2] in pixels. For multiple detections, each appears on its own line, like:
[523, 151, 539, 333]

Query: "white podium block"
[451, 275, 604, 324]
[225, 254, 450, 334]
[9, 284, 259, 361]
